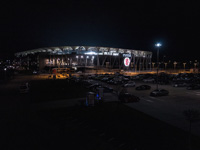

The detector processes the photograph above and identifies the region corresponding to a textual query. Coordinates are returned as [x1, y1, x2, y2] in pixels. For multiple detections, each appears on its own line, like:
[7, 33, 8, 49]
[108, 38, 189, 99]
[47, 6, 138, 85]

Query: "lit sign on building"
[124, 57, 130, 67]
[123, 54, 131, 57]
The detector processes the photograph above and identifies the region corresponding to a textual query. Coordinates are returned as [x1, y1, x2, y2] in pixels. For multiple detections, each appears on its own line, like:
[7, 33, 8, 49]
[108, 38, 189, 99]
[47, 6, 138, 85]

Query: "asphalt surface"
[1, 74, 200, 138]
[98, 80, 200, 137]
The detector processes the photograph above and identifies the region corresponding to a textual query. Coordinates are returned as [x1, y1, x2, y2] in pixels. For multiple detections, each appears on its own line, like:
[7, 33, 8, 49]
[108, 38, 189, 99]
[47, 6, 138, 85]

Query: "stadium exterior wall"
[15, 46, 152, 72]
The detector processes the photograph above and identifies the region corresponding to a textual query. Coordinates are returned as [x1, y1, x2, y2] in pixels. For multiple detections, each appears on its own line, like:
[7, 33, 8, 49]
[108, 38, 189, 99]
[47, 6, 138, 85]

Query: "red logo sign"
[124, 57, 130, 67]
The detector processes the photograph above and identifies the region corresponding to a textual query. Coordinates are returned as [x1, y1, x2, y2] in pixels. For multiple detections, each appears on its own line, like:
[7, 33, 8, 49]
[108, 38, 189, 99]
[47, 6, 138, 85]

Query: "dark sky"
[0, 0, 198, 61]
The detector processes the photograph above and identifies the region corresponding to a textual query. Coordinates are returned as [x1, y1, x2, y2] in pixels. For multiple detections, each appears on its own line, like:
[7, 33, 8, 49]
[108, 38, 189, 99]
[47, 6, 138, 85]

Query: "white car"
[33, 70, 38, 74]
[123, 81, 136, 87]
[143, 78, 155, 83]
[123, 77, 129, 81]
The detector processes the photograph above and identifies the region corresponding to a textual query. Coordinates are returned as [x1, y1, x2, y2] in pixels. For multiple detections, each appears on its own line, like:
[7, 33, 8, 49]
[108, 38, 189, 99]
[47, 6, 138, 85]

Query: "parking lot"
[2, 73, 200, 137]
[45, 72, 200, 136]
[125, 81, 200, 134]
[1, 73, 200, 149]
[89, 75, 200, 136]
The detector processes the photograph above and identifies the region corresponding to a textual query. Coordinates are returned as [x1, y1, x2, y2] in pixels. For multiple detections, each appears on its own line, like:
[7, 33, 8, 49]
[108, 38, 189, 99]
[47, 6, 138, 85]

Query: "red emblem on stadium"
[124, 57, 130, 67]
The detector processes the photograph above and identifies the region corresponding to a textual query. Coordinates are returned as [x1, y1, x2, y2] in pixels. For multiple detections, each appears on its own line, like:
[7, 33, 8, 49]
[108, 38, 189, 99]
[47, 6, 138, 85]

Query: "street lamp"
[163, 55, 166, 69]
[4, 68, 7, 80]
[155, 43, 161, 90]
[164, 63, 167, 70]
[194, 63, 197, 69]
[152, 62, 155, 71]
[76, 56, 79, 65]
[183, 63, 186, 71]
[86, 56, 89, 66]
[174, 61, 177, 70]
[194, 63, 197, 73]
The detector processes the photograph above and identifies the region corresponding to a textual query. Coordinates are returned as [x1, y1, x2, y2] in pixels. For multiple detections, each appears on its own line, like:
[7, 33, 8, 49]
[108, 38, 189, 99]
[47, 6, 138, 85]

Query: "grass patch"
[29, 79, 89, 102]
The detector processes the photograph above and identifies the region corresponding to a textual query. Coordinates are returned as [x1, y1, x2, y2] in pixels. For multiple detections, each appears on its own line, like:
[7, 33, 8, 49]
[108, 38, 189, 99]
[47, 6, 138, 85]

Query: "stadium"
[15, 46, 152, 73]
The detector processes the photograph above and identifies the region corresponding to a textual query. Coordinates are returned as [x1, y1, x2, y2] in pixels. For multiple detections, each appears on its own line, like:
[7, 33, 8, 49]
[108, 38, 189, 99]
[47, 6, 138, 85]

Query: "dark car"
[82, 80, 93, 86]
[103, 86, 113, 93]
[107, 80, 118, 85]
[143, 78, 155, 83]
[107, 80, 114, 84]
[118, 93, 140, 103]
[19, 84, 29, 93]
[87, 83, 101, 90]
[150, 89, 169, 96]
[173, 82, 188, 87]
[101, 77, 109, 82]
[135, 85, 151, 90]
[186, 84, 200, 90]
[122, 81, 136, 87]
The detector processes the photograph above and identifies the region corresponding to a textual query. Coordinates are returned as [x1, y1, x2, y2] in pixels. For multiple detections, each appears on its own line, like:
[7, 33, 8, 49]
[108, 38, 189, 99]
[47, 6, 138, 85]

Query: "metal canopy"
[15, 46, 152, 58]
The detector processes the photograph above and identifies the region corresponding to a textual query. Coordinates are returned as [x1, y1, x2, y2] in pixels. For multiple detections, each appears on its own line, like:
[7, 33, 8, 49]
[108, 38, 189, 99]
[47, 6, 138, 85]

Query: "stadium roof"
[15, 46, 152, 57]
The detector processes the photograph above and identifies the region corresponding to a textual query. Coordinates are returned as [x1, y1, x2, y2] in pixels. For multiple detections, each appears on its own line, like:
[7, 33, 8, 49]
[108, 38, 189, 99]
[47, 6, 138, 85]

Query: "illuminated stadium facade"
[15, 46, 152, 72]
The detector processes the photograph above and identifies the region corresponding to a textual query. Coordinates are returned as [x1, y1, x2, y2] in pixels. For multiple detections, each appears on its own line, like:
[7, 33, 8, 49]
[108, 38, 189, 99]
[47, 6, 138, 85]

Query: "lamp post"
[4, 68, 7, 81]
[86, 56, 89, 66]
[194, 63, 197, 73]
[152, 62, 155, 71]
[164, 63, 167, 70]
[174, 61, 177, 70]
[76, 56, 79, 65]
[155, 43, 161, 90]
[163, 55, 166, 70]
[183, 63, 186, 71]
[194, 63, 197, 69]
[81, 55, 83, 66]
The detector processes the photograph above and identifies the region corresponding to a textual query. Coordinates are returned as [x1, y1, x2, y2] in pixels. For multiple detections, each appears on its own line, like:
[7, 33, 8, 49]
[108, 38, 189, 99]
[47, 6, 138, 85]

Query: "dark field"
[29, 79, 90, 102]
[2, 101, 200, 150]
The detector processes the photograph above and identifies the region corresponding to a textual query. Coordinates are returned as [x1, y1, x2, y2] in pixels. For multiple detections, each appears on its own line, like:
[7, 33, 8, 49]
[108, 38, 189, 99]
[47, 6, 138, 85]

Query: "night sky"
[0, 0, 198, 61]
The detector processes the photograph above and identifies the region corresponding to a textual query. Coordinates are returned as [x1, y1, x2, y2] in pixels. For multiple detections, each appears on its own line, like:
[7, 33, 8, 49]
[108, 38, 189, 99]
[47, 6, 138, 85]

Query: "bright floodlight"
[155, 43, 162, 47]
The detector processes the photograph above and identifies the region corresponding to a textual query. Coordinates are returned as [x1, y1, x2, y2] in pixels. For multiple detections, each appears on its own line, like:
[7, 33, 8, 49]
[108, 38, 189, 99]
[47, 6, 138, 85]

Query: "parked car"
[107, 80, 114, 84]
[82, 80, 93, 86]
[87, 83, 101, 90]
[101, 77, 109, 82]
[118, 93, 140, 103]
[186, 84, 200, 90]
[135, 85, 151, 90]
[150, 89, 169, 96]
[103, 86, 113, 93]
[33, 70, 38, 74]
[143, 78, 155, 83]
[95, 75, 105, 80]
[133, 74, 145, 80]
[122, 81, 136, 87]
[122, 77, 129, 81]
[173, 82, 188, 87]
[19, 83, 29, 93]
[110, 79, 124, 85]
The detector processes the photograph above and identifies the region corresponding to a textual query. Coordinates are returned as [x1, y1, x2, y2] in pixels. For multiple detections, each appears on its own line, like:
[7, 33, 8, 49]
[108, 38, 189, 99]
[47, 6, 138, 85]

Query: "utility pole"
[155, 43, 161, 90]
